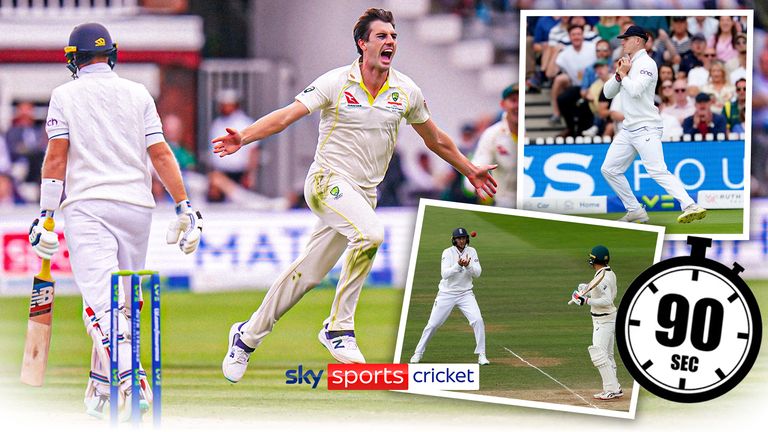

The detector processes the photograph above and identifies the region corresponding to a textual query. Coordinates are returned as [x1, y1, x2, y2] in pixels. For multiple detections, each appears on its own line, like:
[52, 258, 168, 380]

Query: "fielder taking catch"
[214, 8, 497, 382]
[601, 25, 706, 224]
[28, 23, 202, 419]
[410, 228, 489, 365]
[570, 246, 623, 400]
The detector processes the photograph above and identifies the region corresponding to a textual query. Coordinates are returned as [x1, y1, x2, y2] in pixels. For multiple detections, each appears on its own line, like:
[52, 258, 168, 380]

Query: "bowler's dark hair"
[353, 8, 395, 56]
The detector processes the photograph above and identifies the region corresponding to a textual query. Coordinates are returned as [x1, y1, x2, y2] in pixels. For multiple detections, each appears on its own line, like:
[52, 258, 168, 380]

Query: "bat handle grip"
[567, 299, 574, 305]
[40, 217, 55, 277]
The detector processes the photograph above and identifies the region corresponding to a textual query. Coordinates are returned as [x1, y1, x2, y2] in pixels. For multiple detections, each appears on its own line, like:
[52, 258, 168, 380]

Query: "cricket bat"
[20, 217, 56, 386]
[567, 282, 595, 305]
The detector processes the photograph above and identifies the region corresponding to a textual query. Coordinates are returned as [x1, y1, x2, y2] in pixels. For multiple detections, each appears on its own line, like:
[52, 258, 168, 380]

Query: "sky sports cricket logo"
[285, 363, 479, 391]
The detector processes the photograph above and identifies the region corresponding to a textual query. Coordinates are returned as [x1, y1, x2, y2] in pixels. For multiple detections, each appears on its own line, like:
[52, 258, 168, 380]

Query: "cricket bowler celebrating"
[602, 25, 706, 224]
[410, 228, 489, 365]
[571, 246, 623, 400]
[28, 23, 202, 418]
[215, 8, 497, 382]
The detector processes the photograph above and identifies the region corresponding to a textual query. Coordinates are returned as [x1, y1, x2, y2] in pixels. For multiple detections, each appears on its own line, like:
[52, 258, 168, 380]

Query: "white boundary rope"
[503, 346, 600, 409]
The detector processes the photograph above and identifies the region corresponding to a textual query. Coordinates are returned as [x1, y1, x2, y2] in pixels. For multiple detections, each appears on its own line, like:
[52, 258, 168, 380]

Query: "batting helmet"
[64, 23, 118, 77]
[451, 227, 470, 246]
[588, 245, 610, 266]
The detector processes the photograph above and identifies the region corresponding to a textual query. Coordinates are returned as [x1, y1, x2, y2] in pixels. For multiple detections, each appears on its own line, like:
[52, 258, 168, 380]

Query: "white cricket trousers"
[240, 169, 384, 348]
[63, 199, 152, 390]
[62, 199, 152, 318]
[414, 290, 486, 356]
[593, 315, 619, 391]
[601, 127, 694, 211]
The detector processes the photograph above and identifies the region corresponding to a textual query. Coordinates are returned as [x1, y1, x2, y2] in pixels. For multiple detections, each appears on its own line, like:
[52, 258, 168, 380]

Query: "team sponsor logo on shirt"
[303, 86, 316, 93]
[46, 119, 58, 127]
[329, 185, 343, 199]
[344, 91, 362, 107]
[640, 69, 653, 76]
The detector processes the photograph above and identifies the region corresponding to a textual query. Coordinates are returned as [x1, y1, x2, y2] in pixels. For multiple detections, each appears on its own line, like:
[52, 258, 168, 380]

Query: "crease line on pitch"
[502, 346, 600, 410]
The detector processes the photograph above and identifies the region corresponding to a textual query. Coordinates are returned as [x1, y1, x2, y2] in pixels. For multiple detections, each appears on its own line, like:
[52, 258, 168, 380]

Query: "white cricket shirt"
[603, 49, 662, 130]
[555, 41, 597, 86]
[295, 60, 430, 190]
[467, 114, 516, 207]
[45, 63, 164, 209]
[587, 266, 617, 316]
[438, 245, 481, 294]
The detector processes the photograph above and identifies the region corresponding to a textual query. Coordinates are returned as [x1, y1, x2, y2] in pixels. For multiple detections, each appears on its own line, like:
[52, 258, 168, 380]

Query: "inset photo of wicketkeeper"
[395, 199, 664, 418]
[519, 10, 753, 240]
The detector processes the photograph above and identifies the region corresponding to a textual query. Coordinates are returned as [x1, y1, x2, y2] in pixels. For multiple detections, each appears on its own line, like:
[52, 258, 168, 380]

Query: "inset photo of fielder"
[519, 11, 753, 240]
[395, 199, 665, 418]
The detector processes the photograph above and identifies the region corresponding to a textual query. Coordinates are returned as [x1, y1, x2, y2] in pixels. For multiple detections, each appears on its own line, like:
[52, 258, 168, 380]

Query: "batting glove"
[571, 290, 587, 306]
[166, 200, 203, 255]
[28, 211, 59, 260]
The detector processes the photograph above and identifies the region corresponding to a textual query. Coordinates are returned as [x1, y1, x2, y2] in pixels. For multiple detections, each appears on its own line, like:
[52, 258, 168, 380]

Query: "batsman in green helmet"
[571, 245, 624, 400]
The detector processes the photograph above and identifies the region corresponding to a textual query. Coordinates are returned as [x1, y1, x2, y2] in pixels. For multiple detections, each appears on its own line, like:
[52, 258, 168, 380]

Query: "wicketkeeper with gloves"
[28, 22, 202, 420]
[570, 245, 624, 401]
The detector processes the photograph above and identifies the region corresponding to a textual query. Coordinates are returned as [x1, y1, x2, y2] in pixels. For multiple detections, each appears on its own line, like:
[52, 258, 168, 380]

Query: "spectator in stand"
[0, 134, 10, 175]
[657, 64, 674, 94]
[0, 172, 23, 206]
[688, 16, 719, 41]
[5, 101, 46, 184]
[701, 60, 735, 113]
[679, 33, 707, 77]
[546, 24, 596, 133]
[657, 79, 675, 110]
[709, 16, 740, 63]
[581, 39, 613, 90]
[208, 88, 259, 188]
[650, 29, 679, 68]
[722, 78, 747, 133]
[669, 16, 692, 59]
[631, 16, 668, 37]
[688, 46, 717, 93]
[559, 16, 599, 46]
[582, 59, 613, 137]
[682, 93, 727, 136]
[753, 45, 768, 196]
[527, 16, 561, 92]
[664, 78, 695, 125]
[596, 16, 620, 46]
[726, 33, 747, 84]
[164, 113, 196, 171]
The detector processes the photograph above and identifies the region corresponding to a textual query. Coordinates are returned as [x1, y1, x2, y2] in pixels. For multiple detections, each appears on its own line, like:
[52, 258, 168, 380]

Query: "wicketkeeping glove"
[571, 290, 587, 306]
[29, 211, 59, 260]
[166, 200, 203, 255]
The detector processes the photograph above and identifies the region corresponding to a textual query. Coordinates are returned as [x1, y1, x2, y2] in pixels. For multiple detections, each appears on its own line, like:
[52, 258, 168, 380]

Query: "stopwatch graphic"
[616, 236, 762, 403]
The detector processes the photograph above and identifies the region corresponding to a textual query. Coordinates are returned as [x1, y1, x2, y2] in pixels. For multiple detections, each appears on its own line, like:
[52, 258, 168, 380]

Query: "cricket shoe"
[318, 324, 366, 364]
[478, 353, 490, 365]
[119, 386, 150, 423]
[409, 353, 422, 364]
[222, 321, 255, 383]
[677, 204, 707, 224]
[618, 207, 649, 223]
[593, 388, 624, 400]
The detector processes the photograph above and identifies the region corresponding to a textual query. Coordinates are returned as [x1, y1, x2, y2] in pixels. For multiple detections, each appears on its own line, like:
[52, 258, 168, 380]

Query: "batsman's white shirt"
[603, 49, 661, 130]
[295, 60, 430, 191]
[587, 266, 617, 317]
[439, 246, 481, 293]
[45, 63, 164, 209]
[467, 114, 516, 207]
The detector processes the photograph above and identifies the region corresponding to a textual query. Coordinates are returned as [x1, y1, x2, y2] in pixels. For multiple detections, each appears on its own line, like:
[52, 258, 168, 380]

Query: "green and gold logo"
[330, 185, 343, 199]
[391, 92, 399, 101]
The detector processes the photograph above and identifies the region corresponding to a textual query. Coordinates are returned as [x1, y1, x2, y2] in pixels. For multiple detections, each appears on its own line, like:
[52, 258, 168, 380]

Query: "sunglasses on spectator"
[674, 89, 687, 93]
[704, 53, 717, 57]
[737, 87, 746, 91]
[596, 48, 610, 52]
[662, 85, 672, 89]
[736, 39, 746, 45]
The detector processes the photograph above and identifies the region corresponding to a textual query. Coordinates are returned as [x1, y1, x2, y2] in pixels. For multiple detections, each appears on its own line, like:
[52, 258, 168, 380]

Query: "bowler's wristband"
[615, 73, 622, 83]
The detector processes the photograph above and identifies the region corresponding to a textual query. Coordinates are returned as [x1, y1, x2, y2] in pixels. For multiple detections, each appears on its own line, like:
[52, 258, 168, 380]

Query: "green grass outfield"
[400, 206, 661, 410]
[585, 209, 743, 235]
[1, 271, 767, 427]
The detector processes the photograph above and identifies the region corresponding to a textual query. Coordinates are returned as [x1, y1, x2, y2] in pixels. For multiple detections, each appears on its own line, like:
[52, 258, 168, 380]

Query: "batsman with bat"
[409, 227, 489, 366]
[570, 245, 623, 400]
[26, 22, 202, 419]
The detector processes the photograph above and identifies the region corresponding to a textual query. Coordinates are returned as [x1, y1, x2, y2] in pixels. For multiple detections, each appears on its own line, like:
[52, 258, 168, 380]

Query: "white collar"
[78, 63, 113, 76]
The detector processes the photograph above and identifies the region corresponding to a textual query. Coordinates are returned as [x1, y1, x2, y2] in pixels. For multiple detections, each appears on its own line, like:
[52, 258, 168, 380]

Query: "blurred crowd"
[526, 15, 749, 139]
